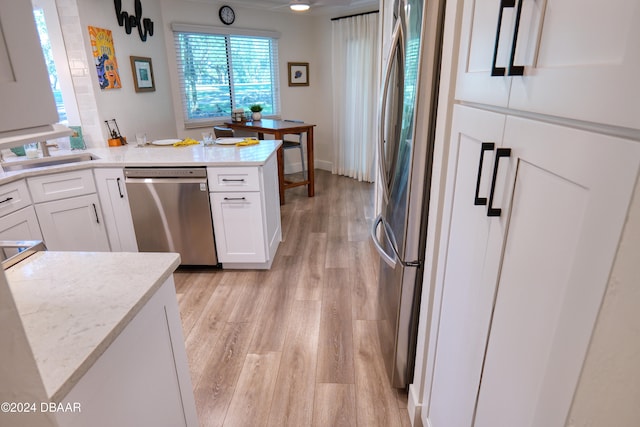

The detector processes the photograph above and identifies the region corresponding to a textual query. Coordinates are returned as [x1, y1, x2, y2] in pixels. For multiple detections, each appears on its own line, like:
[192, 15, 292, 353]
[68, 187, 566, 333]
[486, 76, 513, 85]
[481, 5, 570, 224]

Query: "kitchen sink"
[1, 153, 99, 172]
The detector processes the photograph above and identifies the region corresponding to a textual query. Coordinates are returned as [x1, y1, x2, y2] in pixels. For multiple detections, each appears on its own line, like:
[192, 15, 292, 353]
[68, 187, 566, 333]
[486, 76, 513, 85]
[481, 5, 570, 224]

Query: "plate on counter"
[151, 139, 182, 146]
[215, 137, 245, 145]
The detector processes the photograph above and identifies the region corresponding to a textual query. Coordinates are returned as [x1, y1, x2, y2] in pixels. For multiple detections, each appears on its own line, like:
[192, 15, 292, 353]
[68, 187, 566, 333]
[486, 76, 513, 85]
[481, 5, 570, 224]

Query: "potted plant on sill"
[250, 104, 263, 121]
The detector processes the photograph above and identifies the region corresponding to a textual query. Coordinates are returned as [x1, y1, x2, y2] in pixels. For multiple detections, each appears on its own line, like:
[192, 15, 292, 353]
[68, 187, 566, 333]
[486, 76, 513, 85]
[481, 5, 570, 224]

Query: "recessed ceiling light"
[290, 1, 310, 12]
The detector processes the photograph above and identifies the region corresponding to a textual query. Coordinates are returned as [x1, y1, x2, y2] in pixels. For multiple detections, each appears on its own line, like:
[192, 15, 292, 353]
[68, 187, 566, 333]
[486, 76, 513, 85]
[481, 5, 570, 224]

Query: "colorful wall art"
[88, 26, 122, 90]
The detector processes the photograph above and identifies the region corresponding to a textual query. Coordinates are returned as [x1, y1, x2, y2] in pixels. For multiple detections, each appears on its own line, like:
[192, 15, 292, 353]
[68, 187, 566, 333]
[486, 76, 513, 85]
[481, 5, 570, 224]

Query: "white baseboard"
[408, 384, 423, 427]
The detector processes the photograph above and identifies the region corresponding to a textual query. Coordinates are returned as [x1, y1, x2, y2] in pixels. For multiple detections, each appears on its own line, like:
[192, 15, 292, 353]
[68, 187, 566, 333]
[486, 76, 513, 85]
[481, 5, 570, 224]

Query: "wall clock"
[219, 5, 235, 25]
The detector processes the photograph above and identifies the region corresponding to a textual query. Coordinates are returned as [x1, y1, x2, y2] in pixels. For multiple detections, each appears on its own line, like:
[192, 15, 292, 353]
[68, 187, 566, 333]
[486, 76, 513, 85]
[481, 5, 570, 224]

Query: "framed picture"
[130, 56, 155, 92]
[288, 62, 309, 87]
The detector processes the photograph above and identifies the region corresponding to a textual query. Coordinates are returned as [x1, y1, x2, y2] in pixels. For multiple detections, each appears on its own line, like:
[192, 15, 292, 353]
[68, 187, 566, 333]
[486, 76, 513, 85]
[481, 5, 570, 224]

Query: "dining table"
[224, 119, 316, 204]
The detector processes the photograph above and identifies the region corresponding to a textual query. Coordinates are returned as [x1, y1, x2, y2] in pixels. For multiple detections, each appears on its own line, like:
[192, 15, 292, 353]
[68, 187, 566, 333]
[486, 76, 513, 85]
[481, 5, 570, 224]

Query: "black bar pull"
[223, 197, 246, 201]
[491, 0, 516, 77]
[92, 203, 100, 224]
[0, 197, 14, 204]
[116, 177, 124, 198]
[487, 148, 511, 217]
[474, 142, 495, 206]
[222, 178, 246, 182]
[507, 0, 525, 76]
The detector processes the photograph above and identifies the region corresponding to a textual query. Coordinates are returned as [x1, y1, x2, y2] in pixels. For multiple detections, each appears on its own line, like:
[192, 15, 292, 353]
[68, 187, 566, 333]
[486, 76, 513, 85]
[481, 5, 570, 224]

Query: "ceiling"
[189, 0, 379, 17]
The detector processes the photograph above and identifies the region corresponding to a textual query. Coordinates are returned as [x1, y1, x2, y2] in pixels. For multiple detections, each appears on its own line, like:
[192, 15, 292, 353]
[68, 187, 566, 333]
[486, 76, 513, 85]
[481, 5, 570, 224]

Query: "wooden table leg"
[307, 127, 314, 197]
[277, 142, 285, 205]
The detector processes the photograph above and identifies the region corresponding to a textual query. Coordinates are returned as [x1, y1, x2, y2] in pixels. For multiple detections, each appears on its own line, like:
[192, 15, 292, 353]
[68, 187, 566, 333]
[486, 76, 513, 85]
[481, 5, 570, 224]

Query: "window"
[173, 25, 280, 127]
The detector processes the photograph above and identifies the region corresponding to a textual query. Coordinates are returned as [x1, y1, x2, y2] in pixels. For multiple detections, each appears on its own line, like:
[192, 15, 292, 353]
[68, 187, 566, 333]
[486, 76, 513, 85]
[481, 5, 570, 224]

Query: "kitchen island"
[0, 140, 282, 269]
[4, 250, 198, 426]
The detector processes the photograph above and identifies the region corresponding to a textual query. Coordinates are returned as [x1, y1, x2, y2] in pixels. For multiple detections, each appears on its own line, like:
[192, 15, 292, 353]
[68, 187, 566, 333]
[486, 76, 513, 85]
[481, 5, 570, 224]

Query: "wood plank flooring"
[174, 170, 411, 427]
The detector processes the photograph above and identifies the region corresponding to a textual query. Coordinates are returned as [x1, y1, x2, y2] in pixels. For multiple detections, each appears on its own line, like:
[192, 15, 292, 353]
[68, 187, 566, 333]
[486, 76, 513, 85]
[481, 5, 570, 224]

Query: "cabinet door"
[35, 194, 110, 252]
[94, 169, 138, 252]
[456, 0, 640, 129]
[210, 192, 266, 263]
[473, 117, 640, 426]
[429, 106, 507, 427]
[0, 206, 43, 257]
[507, 0, 640, 128]
[455, 0, 513, 107]
[0, 0, 58, 134]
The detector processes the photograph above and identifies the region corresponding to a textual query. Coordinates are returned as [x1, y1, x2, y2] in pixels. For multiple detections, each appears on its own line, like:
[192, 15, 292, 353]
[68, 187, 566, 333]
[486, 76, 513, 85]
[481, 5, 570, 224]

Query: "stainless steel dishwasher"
[124, 167, 218, 266]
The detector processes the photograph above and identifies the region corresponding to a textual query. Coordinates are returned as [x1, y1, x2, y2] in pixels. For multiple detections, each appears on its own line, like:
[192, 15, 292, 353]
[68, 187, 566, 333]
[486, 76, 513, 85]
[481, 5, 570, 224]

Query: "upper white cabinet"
[429, 105, 640, 427]
[0, 0, 58, 134]
[94, 169, 138, 252]
[456, 0, 640, 129]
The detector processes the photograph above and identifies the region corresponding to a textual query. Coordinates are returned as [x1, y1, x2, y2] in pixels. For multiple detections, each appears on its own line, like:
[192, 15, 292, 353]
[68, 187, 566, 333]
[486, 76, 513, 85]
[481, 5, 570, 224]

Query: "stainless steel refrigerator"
[371, 0, 444, 388]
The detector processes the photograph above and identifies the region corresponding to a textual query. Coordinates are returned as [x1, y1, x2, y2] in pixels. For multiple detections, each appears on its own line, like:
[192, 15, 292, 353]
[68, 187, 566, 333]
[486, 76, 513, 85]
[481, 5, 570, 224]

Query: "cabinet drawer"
[207, 167, 260, 192]
[0, 179, 32, 217]
[28, 169, 96, 203]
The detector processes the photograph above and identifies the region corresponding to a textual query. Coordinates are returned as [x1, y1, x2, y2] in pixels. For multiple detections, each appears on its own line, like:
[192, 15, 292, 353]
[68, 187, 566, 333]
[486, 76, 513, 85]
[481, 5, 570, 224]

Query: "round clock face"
[219, 5, 235, 25]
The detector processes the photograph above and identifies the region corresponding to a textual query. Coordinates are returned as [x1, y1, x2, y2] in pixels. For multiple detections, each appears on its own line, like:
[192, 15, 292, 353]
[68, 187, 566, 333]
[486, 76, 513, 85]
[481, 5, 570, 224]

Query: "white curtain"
[332, 12, 380, 183]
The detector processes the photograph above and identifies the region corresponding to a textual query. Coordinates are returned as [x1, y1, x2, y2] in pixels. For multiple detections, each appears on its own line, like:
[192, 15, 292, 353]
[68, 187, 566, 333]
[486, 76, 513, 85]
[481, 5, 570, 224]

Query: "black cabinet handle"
[491, 0, 516, 76]
[222, 178, 246, 182]
[92, 203, 100, 224]
[507, 0, 525, 76]
[223, 197, 246, 201]
[0, 197, 14, 204]
[116, 177, 124, 198]
[474, 142, 495, 206]
[487, 148, 511, 217]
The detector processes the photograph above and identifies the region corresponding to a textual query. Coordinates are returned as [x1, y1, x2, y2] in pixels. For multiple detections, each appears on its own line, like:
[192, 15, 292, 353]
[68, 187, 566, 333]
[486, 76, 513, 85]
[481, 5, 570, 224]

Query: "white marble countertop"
[0, 139, 281, 184]
[5, 251, 181, 402]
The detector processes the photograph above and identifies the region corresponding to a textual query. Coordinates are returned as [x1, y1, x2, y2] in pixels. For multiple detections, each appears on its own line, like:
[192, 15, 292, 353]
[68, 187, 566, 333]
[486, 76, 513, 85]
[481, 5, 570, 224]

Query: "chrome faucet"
[40, 141, 58, 157]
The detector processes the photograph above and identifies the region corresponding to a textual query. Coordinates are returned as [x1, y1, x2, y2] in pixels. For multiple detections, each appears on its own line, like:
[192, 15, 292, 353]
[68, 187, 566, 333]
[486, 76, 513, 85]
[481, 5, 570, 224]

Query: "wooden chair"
[282, 120, 306, 179]
[213, 126, 234, 138]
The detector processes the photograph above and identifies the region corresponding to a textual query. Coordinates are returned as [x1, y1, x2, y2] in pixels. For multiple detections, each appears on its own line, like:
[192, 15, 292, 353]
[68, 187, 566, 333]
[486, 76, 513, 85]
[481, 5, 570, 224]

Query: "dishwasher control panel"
[124, 167, 207, 179]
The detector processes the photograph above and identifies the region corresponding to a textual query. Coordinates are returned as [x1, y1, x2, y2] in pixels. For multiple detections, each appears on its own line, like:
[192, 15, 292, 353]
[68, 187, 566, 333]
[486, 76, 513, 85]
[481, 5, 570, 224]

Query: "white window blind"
[172, 24, 280, 128]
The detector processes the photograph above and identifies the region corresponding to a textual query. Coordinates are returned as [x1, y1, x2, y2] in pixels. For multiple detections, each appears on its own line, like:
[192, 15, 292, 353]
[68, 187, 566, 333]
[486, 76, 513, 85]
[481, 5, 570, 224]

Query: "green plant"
[250, 104, 263, 112]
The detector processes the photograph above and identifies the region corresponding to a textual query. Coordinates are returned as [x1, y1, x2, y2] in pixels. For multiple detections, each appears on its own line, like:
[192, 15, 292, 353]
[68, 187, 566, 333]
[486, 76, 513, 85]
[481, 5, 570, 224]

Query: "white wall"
[75, 0, 177, 144]
[57, 0, 363, 171]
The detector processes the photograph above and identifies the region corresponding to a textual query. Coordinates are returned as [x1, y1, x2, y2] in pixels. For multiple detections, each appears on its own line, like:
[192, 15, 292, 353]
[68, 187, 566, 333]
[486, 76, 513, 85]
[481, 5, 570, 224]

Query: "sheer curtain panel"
[332, 12, 380, 182]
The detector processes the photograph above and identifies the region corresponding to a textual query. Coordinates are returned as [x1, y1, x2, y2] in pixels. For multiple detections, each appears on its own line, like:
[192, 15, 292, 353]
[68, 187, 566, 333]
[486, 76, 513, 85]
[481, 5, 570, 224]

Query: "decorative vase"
[252, 111, 262, 121]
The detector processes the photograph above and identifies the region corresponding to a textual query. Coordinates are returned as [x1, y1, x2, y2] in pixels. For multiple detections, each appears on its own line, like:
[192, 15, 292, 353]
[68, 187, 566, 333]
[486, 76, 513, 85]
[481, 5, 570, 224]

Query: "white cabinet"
[28, 170, 110, 252]
[208, 154, 281, 269]
[428, 105, 640, 427]
[455, 0, 640, 128]
[55, 276, 198, 427]
[0, 206, 42, 243]
[94, 168, 138, 252]
[0, 179, 43, 256]
[0, 0, 58, 135]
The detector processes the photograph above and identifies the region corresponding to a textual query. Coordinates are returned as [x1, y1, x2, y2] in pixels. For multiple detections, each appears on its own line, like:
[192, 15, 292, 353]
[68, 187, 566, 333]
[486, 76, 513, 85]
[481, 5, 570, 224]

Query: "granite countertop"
[5, 251, 181, 402]
[0, 139, 282, 184]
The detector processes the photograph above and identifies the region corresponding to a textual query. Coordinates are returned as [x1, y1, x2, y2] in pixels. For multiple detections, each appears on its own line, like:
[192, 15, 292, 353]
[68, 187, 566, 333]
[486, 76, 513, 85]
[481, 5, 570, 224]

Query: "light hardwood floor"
[174, 170, 411, 427]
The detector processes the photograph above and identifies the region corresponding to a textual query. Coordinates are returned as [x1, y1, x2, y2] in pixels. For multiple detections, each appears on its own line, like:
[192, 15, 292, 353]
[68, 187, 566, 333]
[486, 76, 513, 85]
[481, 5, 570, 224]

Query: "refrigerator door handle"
[378, 20, 404, 203]
[371, 214, 397, 268]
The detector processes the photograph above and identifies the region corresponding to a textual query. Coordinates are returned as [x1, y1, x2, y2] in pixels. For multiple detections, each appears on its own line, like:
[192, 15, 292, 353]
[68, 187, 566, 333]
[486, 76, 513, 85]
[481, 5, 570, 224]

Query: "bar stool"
[282, 120, 306, 179]
[213, 126, 234, 138]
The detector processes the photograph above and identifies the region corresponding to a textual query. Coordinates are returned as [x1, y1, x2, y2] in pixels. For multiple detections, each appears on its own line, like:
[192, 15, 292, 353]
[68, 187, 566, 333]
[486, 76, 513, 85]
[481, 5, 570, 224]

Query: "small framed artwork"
[130, 56, 155, 92]
[288, 62, 309, 87]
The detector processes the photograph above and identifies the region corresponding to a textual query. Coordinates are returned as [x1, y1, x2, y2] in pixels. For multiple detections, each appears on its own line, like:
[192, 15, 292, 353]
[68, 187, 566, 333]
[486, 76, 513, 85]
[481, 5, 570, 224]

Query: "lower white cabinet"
[34, 194, 110, 252]
[94, 168, 138, 252]
[429, 105, 640, 427]
[208, 154, 281, 268]
[0, 206, 43, 256]
[55, 276, 198, 427]
[211, 191, 266, 263]
[28, 170, 110, 252]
